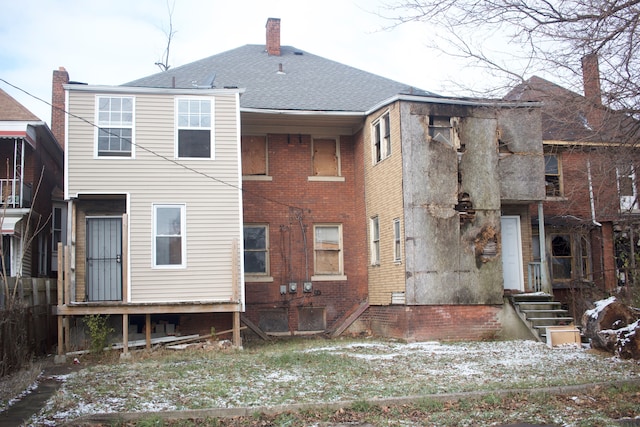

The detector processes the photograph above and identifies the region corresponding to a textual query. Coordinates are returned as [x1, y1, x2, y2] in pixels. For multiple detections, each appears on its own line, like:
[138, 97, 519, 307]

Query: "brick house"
[505, 55, 640, 316]
[55, 18, 546, 345]
[0, 88, 63, 280]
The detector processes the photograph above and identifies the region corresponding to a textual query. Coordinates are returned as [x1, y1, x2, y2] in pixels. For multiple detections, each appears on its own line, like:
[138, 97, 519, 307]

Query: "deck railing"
[528, 261, 543, 292]
[0, 179, 31, 208]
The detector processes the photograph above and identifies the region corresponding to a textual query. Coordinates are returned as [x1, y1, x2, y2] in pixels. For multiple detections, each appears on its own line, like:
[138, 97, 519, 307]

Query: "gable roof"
[504, 76, 637, 144]
[126, 44, 436, 112]
[0, 88, 40, 121]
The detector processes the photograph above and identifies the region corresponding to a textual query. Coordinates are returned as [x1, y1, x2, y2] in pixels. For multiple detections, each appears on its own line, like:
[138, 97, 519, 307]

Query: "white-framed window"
[370, 216, 380, 265]
[153, 204, 186, 268]
[393, 218, 402, 262]
[243, 224, 269, 275]
[617, 164, 639, 211]
[96, 96, 134, 157]
[313, 224, 344, 276]
[372, 111, 391, 163]
[176, 98, 213, 158]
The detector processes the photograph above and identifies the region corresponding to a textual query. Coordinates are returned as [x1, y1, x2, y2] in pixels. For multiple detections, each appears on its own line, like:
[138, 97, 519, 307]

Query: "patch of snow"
[585, 296, 617, 319]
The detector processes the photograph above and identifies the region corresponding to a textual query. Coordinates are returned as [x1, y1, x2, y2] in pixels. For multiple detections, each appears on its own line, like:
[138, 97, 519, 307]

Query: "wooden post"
[63, 317, 70, 353]
[56, 243, 64, 357]
[57, 316, 64, 356]
[122, 314, 129, 356]
[145, 313, 151, 350]
[64, 246, 71, 305]
[233, 311, 241, 347]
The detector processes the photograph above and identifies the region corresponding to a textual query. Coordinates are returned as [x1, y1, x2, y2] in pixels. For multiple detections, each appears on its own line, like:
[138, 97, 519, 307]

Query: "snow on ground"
[25, 338, 640, 425]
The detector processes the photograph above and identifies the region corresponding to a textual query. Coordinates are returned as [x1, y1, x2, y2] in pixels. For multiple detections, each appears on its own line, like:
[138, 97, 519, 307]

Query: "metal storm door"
[86, 217, 123, 301]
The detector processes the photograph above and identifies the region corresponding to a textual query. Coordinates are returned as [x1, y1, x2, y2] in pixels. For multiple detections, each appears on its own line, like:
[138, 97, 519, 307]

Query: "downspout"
[587, 159, 602, 227]
[538, 202, 551, 294]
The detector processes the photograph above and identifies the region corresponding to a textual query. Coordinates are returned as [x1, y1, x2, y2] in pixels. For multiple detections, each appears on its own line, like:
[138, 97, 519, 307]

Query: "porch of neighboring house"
[53, 196, 243, 360]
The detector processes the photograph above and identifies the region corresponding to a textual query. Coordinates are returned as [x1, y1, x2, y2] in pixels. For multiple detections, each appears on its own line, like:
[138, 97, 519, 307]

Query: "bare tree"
[155, 0, 177, 72]
[382, 0, 640, 116]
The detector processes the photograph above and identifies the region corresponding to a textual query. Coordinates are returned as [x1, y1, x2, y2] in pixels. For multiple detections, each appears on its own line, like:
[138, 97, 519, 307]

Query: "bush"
[84, 314, 114, 354]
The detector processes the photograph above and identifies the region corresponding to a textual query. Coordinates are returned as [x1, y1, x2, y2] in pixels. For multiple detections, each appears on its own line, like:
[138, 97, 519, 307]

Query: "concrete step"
[529, 317, 575, 327]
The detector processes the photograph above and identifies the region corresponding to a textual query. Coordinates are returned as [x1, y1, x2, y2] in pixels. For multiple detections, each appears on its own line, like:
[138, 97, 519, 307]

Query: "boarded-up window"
[314, 225, 342, 275]
[242, 136, 267, 175]
[312, 138, 338, 176]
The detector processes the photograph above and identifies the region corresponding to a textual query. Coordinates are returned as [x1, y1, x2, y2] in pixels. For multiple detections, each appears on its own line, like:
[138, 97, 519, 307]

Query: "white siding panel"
[67, 90, 243, 303]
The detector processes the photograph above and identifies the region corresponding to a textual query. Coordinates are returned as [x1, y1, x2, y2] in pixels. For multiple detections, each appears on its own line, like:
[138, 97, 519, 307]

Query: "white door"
[501, 216, 524, 291]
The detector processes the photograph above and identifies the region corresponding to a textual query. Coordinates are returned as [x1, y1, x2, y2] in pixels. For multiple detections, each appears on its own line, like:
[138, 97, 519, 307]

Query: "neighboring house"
[505, 54, 640, 315]
[55, 18, 545, 346]
[0, 88, 63, 280]
[51, 70, 244, 355]
[124, 18, 545, 341]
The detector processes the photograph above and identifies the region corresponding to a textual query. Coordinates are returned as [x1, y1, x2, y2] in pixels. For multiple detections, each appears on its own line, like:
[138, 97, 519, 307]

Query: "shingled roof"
[0, 88, 40, 121]
[505, 76, 637, 144]
[126, 44, 436, 112]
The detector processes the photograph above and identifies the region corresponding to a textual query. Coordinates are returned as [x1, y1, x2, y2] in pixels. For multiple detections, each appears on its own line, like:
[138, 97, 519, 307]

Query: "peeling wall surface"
[401, 102, 543, 306]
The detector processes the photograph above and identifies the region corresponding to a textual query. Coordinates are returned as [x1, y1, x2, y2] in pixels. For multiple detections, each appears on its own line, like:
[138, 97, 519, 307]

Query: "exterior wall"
[400, 102, 505, 306]
[363, 103, 406, 305]
[241, 129, 367, 333]
[66, 89, 243, 303]
[364, 304, 503, 341]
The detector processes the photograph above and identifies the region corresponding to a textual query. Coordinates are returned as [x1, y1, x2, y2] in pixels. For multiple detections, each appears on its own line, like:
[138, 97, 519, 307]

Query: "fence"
[0, 278, 57, 376]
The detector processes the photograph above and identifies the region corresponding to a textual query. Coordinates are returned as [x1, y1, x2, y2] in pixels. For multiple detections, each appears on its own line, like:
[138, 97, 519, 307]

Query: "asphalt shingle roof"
[0, 88, 40, 121]
[126, 44, 436, 112]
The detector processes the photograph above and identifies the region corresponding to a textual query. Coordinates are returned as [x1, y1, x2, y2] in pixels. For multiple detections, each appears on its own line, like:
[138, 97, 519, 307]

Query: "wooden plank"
[145, 314, 151, 350]
[57, 242, 63, 306]
[240, 314, 270, 341]
[54, 302, 242, 315]
[233, 311, 241, 347]
[331, 301, 369, 338]
[57, 316, 64, 356]
[64, 246, 70, 305]
[122, 314, 129, 355]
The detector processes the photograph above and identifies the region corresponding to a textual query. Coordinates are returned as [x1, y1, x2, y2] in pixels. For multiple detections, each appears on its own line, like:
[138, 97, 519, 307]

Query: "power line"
[0, 78, 305, 212]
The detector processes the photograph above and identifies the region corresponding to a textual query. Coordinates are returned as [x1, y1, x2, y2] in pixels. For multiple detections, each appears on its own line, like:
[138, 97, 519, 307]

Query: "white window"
[96, 96, 134, 157]
[153, 204, 186, 268]
[370, 216, 380, 265]
[313, 224, 343, 276]
[393, 218, 402, 262]
[372, 112, 391, 163]
[244, 225, 269, 275]
[176, 98, 213, 158]
[617, 164, 638, 211]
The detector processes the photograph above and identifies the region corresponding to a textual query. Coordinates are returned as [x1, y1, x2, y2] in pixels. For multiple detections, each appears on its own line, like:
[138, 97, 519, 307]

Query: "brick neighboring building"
[506, 55, 640, 316]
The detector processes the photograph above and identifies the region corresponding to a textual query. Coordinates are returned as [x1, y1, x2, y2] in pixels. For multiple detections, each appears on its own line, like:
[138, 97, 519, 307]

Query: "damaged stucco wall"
[401, 102, 541, 306]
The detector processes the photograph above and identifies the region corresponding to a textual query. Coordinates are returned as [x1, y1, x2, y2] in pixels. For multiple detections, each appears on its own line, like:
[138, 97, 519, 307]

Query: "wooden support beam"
[241, 314, 270, 341]
[57, 316, 64, 356]
[233, 311, 241, 347]
[145, 314, 151, 350]
[63, 317, 70, 353]
[122, 314, 129, 355]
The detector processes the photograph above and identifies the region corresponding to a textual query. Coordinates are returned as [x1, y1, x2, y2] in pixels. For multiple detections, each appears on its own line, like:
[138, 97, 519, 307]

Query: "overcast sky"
[0, 0, 506, 125]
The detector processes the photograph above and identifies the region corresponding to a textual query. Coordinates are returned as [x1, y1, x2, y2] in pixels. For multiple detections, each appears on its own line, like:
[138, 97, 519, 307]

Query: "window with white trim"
[313, 224, 343, 276]
[153, 204, 186, 268]
[243, 225, 269, 275]
[370, 216, 380, 265]
[393, 218, 402, 262]
[96, 96, 133, 157]
[372, 112, 391, 163]
[176, 98, 213, 158]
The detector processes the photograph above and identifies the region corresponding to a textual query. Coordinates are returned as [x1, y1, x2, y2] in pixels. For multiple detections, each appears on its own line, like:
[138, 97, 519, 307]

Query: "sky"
[0, 0, 509, 125]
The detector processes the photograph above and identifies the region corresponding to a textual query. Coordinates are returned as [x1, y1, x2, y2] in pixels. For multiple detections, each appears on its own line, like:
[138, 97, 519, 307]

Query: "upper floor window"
[97, 96, 133, 157]
[370, 216, 380, 265]
[176, 99, 213, 158]
[429, 116, 452, 145]
[243, 225, 269, 275]
[393, 218, 402, 262]
[544, 154, 563, 197]
[617, 164, 638, 211]
[312, 138, 339, 177]
[153, 204, 186, 268]
[373, 112, 391, 163]
[241, 136, 268, 176]
[313, 224, 343, 276]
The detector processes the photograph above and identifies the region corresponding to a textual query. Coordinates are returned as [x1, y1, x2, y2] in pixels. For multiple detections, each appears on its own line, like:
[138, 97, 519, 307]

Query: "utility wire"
[0, 78, 307, 212]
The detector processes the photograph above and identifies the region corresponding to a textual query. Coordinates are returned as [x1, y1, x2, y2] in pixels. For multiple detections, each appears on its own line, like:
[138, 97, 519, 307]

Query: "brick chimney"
[581, 54, 604, 130]
[266, 18, 281, 56]
[51, 67, 69, 149]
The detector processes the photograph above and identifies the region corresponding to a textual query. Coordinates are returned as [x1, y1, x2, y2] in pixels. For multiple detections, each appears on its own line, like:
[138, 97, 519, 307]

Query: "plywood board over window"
[312, 138, 338, 176]
[242, 136, 267, 175]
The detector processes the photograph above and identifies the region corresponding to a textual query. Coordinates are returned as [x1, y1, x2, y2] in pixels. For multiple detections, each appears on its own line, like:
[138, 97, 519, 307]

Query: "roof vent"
[294, 51, 303, 56]
[277, 63, 286, 75]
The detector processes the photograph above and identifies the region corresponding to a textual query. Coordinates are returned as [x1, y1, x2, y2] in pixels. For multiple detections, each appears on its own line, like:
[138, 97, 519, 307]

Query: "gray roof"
[125, 44, 436, 112]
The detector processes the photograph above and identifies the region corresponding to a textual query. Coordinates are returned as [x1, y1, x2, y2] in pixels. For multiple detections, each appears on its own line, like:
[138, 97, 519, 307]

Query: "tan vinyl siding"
[67, 90, 242, 303]
[364, 103, 406, 305]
